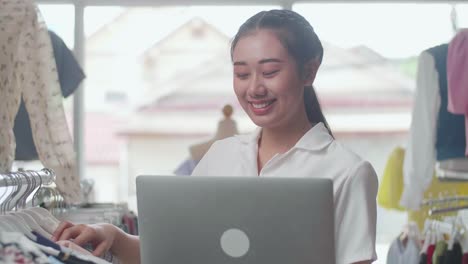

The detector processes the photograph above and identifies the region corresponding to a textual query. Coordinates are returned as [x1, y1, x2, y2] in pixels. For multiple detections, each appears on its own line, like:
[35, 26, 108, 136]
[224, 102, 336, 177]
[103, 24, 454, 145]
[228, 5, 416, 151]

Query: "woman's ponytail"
[304, 85, 333, 137]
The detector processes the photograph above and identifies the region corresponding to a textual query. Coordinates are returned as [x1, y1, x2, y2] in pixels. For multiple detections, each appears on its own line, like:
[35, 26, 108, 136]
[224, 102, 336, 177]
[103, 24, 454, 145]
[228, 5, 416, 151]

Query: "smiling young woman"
[193, 10, 378, 264]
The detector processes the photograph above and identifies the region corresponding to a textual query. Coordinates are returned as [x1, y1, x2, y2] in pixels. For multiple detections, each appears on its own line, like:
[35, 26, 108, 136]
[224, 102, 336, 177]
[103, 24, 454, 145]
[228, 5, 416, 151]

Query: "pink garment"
[447, 29, 468, 156]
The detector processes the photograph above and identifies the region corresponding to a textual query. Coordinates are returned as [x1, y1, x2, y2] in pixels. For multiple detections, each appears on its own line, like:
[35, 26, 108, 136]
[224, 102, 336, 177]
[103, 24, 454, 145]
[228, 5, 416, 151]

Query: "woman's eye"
[236, 73, 250, 79]
[264, 70, 279, 77]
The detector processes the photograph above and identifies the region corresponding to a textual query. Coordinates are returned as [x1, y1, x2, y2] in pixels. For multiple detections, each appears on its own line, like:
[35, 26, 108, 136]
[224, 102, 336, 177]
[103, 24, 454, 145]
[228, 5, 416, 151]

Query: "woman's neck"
[261, 121, 313, 152]
[257, 119, 314, 173]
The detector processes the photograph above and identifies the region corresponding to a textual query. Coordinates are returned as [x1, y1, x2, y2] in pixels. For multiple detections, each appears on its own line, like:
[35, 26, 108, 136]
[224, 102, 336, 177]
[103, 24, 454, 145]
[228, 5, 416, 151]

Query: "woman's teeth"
[252, 101, 273, 109]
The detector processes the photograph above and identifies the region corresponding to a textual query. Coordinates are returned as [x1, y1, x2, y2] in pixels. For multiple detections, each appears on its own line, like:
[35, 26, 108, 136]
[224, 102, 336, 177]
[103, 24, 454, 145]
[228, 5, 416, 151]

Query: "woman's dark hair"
[230, 9, 332, 136]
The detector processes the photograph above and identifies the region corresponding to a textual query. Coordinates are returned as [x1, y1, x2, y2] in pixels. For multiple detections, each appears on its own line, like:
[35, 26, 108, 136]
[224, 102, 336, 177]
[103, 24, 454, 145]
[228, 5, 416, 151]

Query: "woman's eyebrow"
[259, 58, 283, 64]
[233, 61, 247, 66]
[233, 58, 283, 66]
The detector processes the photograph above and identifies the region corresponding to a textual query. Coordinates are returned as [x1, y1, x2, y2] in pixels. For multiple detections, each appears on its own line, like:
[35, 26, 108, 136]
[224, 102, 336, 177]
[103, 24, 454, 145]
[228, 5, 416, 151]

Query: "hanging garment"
[401, 45, 467, 210]
[49, 256, 66, 264]
[447, 29, 468, 156]
[429, 44, 467, 161]
[386, 236, 420, 264]
[32, 231, 61, 250]
[427, 244, 436, 264]
[122, 213, 136, 235]
[0, 0, 80, 202]
[419, 253, 427, 264]
[173, 158, 198, 175]
[378, 147, 468, 230]
[443, 242, 462, 264]
[14, 30, 85, 161]
[463, 253, 468, 264]
[0, 232, 50, 264]
[378, 147, 405, 211]
[432, 241, 447, 264]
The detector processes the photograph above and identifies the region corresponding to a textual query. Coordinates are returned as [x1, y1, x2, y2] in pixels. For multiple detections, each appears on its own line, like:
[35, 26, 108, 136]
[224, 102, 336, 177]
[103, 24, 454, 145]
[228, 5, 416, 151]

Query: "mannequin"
[189, 104, 238, 162]
[174, 105, 238, 176]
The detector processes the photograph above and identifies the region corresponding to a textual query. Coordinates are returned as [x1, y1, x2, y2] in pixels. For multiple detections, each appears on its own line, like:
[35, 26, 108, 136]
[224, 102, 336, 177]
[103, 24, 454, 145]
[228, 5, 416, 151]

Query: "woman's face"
[232, 29, 311, 129]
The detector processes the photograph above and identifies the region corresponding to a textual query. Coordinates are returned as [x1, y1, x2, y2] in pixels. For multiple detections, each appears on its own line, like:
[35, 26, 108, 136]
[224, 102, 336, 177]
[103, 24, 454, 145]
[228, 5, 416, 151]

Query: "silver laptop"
[136, 176, 335, 264]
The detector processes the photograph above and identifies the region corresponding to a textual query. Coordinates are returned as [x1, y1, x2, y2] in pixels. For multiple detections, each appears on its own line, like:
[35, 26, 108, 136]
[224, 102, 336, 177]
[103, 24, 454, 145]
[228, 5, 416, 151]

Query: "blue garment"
[427, 44, 467, 161]
[31, 231, 61, 251]
[174, 159, 198, 175]
[48, 256, 65, 264]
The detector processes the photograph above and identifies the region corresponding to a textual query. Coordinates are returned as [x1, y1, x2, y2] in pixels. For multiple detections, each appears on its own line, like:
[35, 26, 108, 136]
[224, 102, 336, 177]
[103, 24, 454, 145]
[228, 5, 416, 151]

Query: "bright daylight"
[1, 1, 468, 264]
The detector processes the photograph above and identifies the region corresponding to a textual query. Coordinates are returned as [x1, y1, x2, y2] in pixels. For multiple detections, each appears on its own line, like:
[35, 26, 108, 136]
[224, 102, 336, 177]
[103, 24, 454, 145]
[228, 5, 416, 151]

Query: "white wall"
[122, 134, 209, 210]
[84, 164, 120, 203]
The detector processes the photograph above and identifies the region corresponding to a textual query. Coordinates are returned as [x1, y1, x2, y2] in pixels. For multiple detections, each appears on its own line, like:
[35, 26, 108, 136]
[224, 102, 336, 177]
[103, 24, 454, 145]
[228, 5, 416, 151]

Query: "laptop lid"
[136, 176, 335, 264]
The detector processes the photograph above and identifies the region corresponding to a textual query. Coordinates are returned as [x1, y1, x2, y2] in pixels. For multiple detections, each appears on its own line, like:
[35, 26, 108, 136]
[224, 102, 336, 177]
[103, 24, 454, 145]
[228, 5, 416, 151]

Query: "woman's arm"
[111, 228, 140, 264]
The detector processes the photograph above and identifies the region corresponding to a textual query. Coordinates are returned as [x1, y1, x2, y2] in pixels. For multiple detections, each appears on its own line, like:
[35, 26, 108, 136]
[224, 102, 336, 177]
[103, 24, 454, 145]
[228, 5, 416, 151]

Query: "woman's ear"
[302, 59, 320, 86]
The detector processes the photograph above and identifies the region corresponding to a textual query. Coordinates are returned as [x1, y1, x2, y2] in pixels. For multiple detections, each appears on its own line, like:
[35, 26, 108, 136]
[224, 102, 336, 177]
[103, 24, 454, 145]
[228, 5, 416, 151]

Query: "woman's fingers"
[52, 221, 74, 241]
[53, 222, 113, 257]
[92, 241, 110, 257]
[72, 226, 99, 246]
[57, 224, 87, 241]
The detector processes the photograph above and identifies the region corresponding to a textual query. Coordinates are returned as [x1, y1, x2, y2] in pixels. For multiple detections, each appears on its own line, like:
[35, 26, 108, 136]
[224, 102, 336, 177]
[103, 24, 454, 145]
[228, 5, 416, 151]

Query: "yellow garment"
[378, 147, 468, 230]
[378, 147, 405, 211]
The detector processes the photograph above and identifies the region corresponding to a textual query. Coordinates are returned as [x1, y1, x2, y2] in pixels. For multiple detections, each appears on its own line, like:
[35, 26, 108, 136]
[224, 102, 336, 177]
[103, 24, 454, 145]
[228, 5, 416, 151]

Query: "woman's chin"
[249, 117, 275, 128]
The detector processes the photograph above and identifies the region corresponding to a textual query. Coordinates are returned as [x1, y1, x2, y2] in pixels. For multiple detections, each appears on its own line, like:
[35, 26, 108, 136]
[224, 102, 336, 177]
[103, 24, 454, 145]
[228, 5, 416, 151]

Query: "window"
[105, 91, 128, 103]
[82, 5, 279, 207]
[38, 4, 75, 48]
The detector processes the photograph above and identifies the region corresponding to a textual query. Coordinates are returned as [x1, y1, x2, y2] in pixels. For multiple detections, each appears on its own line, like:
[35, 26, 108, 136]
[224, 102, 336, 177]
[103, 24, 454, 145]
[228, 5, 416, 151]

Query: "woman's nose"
[248, 74, 267, 97]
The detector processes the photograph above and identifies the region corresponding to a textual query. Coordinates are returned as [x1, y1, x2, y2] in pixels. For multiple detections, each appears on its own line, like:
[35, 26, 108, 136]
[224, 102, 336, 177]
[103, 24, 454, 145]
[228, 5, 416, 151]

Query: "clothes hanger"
[3, 172, 20, 211]
[5, 172, 29, 212]
[0, 215, 35, 239]
[13, 170, 33, 210]
[12, 173, 54, 237]
[430, 222, 437, 245]
[0, 174, 15, 213]
[22, 208, 60, 234]
[0, 215, 16, 232]
[0, 174, 11, 210]
[0, 174, 26, 233]
[421, 228, 431, 254]
[22, 174, 61, 234]
[10, 211, 51, 238]
[405, 222, 422, 248]
[462, 230, 468, 254]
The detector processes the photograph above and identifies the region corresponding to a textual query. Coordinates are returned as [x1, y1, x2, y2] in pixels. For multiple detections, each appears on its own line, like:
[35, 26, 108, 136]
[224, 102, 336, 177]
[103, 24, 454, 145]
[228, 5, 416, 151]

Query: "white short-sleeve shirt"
[192, 123, 378, 264]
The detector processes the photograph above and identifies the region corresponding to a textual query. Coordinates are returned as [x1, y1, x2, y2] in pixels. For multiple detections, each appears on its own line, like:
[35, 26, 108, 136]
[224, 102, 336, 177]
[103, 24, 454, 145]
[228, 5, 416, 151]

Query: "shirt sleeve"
[335, 161, 378, 264]
[48, 30, 85, 98]
[399, 51, 440, 210]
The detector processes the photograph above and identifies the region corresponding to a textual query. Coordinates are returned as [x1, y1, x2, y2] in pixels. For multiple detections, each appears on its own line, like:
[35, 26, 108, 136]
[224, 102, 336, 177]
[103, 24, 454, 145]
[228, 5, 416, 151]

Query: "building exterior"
[81, 10, 414, 220]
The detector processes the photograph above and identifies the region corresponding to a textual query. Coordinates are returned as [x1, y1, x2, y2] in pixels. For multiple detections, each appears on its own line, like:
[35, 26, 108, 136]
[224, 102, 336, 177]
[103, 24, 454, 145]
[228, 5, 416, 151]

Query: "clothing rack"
[421, 195, 468, 206]
[437, 168, 468, 181]
[422, 193, 468, 215]
[0, 168, 56, 187]
[429, 204, 468, 215]
[436, 159, 468, 182]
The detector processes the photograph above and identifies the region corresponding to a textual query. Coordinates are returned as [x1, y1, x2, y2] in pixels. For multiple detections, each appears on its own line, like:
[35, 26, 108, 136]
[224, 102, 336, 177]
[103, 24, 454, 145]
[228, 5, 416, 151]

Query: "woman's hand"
[52, 221, 119, 257]
[52, 221, 141, 264]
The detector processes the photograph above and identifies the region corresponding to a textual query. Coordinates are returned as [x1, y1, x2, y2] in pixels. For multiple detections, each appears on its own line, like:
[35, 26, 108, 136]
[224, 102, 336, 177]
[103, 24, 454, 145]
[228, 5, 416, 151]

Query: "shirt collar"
[235, 122, 333, 151]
